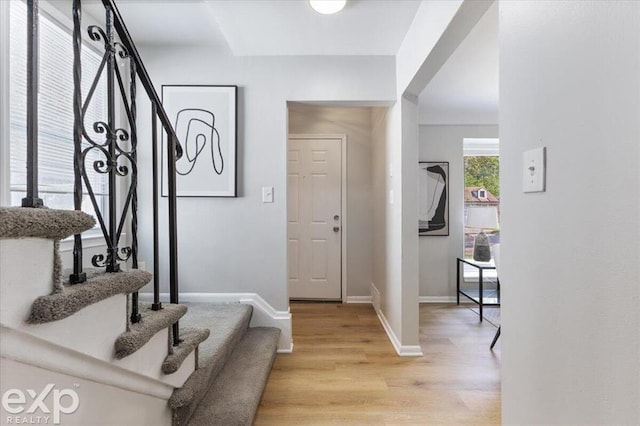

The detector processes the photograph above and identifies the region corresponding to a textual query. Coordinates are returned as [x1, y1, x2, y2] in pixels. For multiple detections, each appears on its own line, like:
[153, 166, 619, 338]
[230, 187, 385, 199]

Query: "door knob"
[333, 226, 340, 232]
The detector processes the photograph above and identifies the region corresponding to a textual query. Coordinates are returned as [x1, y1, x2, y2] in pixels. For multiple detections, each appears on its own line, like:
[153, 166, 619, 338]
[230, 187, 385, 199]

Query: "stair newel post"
[151, 103, 162, 311]
[105, 5, 119, 273]
[167, 133, 180, 345]
[70, 0, 86, 284]
[22, 0, 43, 208]
[129, 59, 141, 323]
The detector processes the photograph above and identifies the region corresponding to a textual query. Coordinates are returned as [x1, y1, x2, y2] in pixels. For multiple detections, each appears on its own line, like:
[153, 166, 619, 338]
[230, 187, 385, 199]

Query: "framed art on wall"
[418, 161, 449, 236]
[161, 85, 237, 197]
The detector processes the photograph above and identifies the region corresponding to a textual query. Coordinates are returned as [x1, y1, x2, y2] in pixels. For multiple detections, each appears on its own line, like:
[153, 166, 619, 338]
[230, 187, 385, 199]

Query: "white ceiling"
[418, 2, 498, 125]
[205, 0, 420, 56]
[81, 0, 498, 124]
[83, 1, 229, 49]
[86, 0, 421, 56]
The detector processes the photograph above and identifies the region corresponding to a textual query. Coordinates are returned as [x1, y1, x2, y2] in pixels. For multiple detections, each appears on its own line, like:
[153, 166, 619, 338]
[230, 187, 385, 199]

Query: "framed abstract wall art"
[418, 161, 449, 236]
[161, 85, 237, 197]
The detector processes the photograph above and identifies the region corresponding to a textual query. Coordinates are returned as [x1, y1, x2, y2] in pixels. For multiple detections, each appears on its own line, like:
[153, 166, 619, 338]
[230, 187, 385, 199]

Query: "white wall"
[371, 107, 388, 306]
[287, 104, 373, 299]
[1, 358, 171, 426]
[418, 125, 498, 299]
[399, 96, 420, 347]
[500, 1, 640, 423]
[370, 94, 422, 355]
[372, 99, 423, 353]
[370, 98, 420, 354]
[371, 0, 493, 354]
[135, 48, 395, 311]
[396, 0, 464, 95]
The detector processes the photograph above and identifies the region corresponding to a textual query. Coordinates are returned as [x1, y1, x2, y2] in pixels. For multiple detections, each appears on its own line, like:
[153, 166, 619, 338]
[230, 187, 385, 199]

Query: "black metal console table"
[456, 257, 500, 322]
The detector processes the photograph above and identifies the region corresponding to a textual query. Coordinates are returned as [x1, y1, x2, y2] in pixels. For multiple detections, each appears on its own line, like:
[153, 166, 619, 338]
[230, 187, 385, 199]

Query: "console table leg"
[490, 326, 501, 349]
[456, 259, 460, 305]
[479, 268, 483, 322]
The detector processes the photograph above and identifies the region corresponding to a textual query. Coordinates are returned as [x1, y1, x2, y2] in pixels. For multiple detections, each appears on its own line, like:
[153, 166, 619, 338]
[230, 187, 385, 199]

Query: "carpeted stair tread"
[115, 303, 188, 359]
[0, 207, 95, 240]
[187, 327, 280, 426]
[28, 270, 152, 324]
[169, 304, 253, 408]
[169, 303, 253, 425]
[163, 327, 211, 374]
[178, 303, 253, 367]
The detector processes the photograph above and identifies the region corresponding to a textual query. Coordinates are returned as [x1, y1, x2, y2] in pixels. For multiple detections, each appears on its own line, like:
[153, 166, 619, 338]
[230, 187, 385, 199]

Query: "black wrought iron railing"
[20, 0, 182, 344]
[22, 0, 43, 209]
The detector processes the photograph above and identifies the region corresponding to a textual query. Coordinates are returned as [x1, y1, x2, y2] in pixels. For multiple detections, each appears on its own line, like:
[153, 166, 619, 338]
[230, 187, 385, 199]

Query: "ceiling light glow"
[309, 0, 346, 15]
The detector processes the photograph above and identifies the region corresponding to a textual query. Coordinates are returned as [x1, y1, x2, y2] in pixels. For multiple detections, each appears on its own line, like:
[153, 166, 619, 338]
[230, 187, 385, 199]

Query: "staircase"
[0, 207, 280, 425]
[0, 0, 280, 424]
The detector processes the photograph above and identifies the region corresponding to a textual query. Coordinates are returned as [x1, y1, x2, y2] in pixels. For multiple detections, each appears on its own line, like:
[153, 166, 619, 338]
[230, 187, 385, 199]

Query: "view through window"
[463, 139, 500, 259]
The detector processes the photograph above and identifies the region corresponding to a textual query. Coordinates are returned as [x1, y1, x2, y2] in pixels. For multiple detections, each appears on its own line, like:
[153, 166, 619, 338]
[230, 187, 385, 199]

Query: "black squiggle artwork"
[424, 165, 447, 231]
[419, 161, 449, 236]
[174, 108, 224, 176]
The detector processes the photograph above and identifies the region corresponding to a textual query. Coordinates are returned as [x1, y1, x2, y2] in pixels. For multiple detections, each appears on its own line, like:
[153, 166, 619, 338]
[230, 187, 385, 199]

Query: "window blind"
[9, 1, 108, 211]
[463, 138, 499, 157]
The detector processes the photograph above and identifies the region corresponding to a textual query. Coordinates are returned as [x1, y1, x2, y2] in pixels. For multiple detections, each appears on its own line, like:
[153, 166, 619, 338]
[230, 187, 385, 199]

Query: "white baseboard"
[370, 282, 381, 312]
[419, 296, 457, 303]
[369, 283, 423, 357]
[139, 292, 293, 353]
[345, 296, 372, 304]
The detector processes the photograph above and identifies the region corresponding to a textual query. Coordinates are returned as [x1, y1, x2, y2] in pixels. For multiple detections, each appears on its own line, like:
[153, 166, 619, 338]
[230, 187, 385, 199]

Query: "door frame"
[287, 133, 348, 302]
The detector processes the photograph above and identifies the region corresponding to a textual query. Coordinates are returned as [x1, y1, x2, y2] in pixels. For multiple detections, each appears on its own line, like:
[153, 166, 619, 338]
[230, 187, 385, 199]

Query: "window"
[9, 1, 107, 217]
[463, 138, 500, 260]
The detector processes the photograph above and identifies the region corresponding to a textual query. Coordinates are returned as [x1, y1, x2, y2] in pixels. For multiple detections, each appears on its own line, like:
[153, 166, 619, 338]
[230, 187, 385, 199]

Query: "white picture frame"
[161, 85, 237, 197]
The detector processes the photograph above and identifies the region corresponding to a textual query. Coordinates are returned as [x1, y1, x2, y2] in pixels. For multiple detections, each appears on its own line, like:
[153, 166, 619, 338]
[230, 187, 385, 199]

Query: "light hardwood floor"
[255, 303, 501, 425]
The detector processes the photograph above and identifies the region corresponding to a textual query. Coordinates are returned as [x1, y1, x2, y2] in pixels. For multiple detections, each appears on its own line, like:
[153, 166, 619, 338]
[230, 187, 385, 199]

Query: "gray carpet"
[170, 303, 253, 425]
[1, 208, 96, 291]
[187, 327, 280, 426]
[0, 207, 95, 240]
[163, 328, 211, 374]
[178, 303, 252, 368]
[115, 303, 187, 359]
[29, 270, 152, 324]
[170, 303, 280, 426]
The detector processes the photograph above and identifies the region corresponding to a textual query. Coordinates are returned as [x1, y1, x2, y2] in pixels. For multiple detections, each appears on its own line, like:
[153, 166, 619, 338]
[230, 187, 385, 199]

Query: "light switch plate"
[262, 186, 274, 203]
[523, 147, 546, 193]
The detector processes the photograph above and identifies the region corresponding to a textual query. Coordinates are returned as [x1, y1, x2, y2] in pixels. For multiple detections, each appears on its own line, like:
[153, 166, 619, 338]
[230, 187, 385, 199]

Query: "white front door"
[287, 137, 342, 300]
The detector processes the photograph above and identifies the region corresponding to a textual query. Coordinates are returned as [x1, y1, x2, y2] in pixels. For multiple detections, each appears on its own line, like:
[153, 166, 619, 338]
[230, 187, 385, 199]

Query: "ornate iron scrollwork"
[71, 0, 183, 331]
[75, 7, 137, 274]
